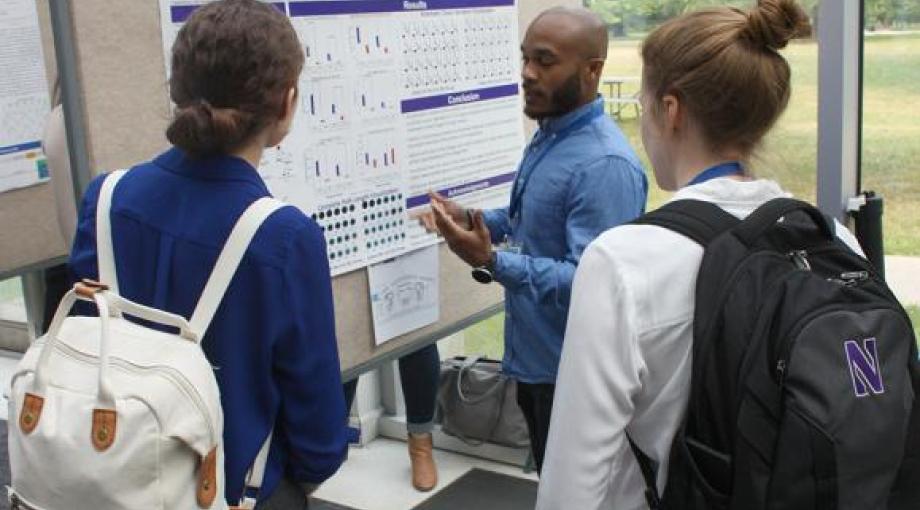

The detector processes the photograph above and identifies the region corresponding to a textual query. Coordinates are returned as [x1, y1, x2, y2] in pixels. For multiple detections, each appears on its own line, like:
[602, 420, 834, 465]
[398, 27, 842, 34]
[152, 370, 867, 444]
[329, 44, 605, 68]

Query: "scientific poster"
[0, 0, 51, 194]
[159, 0, 524, 275]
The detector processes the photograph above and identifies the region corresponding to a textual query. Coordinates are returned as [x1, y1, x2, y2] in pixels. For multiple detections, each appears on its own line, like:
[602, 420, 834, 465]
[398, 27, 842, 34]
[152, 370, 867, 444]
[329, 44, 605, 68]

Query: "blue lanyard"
[509, 106, 604, 222]
[686, 161, 744, 187]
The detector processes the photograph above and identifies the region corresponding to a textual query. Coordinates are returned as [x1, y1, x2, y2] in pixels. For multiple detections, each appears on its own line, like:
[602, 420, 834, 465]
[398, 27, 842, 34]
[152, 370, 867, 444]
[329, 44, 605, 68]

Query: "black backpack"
[628, 198, 920, 510]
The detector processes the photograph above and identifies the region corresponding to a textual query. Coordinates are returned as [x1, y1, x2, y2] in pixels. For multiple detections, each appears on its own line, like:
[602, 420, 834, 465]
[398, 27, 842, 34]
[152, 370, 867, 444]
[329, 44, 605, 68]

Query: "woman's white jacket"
[536, 178, 862, 510]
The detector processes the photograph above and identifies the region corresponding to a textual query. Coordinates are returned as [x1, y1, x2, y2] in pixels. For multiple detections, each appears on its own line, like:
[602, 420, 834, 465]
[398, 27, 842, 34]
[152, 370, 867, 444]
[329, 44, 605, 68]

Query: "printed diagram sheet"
[368, 245, 439, 345]
[0, 0, 51, 194]
[159, 0, 524, 276]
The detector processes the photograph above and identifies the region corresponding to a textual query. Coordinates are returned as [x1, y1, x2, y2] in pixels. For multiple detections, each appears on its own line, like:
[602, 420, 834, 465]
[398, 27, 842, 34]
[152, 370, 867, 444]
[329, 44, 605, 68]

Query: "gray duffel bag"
[437, 356, 530, 448]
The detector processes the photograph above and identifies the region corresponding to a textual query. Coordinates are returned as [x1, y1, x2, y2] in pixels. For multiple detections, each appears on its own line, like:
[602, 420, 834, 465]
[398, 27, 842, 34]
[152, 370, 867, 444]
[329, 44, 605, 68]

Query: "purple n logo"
[844, 337, 885, 397]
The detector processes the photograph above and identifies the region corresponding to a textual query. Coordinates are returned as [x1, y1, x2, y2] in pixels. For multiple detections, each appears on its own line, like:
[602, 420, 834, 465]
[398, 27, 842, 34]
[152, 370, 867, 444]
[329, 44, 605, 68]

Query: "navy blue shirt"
[483, 97, 648, 384]
[69, 147, 347, 503]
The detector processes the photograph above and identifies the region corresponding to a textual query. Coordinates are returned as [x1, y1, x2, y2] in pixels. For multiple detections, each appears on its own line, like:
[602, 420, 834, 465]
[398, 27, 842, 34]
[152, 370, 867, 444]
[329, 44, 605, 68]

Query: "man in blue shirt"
[423, 7, 647, 472]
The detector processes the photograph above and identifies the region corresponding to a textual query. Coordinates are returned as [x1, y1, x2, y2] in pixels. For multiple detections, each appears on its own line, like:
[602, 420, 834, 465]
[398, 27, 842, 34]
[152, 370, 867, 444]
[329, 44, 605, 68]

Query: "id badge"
[497, 234, 522, 255]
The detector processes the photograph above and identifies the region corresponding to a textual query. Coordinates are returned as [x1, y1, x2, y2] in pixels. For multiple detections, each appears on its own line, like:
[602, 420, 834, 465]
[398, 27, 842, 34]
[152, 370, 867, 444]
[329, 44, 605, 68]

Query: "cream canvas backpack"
[8, 170, 280, 509]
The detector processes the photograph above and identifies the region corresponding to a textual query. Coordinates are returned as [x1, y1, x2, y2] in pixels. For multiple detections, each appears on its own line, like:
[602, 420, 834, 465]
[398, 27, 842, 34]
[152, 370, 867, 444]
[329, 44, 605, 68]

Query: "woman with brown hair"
[536, 1, 866, 508]
[68, 1, 346, 508]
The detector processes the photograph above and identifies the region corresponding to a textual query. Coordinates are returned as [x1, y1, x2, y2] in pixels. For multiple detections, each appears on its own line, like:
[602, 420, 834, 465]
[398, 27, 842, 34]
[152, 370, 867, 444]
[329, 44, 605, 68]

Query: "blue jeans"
[343, 343, 439, 434]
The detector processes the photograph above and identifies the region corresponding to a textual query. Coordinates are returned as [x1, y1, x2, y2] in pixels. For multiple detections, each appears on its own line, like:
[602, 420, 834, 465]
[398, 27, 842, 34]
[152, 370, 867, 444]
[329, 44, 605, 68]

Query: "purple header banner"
[0, 140, 41, 157]
[289, 0, 514, 17]
[407, 171, 516, 209]
[170, 2, 285, 23]
[401, 83, 518, 114]
[171, 0, 512, 23]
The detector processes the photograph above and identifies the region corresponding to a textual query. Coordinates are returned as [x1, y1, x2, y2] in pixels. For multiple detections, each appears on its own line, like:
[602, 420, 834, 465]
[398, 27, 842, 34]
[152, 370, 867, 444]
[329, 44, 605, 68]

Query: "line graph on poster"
[401, 10, 517, 94]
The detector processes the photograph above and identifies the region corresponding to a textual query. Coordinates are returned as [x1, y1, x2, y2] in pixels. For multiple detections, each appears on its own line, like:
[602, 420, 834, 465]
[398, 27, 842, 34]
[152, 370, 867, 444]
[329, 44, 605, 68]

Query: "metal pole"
[21, 272, 46, 341]
[817, 0, 862, 222]
[48, 0, 93, 204]
[856, 0, 865, 193]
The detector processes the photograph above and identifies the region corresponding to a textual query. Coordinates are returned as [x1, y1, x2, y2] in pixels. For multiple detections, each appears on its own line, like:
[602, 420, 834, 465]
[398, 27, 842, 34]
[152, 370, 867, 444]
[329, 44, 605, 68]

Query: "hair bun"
[743, 0, 812, 50]
[166, 99, 253, 157]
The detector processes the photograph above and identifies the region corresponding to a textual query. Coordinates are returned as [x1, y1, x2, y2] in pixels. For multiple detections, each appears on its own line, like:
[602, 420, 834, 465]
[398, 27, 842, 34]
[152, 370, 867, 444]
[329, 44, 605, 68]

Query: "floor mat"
[309, 499, 362, 510]
[411, 468, 537, 510]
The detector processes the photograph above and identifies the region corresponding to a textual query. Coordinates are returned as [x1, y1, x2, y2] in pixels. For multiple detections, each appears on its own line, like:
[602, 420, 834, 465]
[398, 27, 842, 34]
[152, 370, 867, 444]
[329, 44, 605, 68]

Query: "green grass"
[859, 35, 920, 255]
[463, 312, 505, 360]
[908, 305, 920, 345]
[605, 35, 920, 255]
[0, 278, 22, 303]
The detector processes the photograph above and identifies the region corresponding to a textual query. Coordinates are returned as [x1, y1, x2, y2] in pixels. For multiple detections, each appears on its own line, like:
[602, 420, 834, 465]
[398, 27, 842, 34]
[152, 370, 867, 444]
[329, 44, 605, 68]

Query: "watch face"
[471, 267, 493, 284]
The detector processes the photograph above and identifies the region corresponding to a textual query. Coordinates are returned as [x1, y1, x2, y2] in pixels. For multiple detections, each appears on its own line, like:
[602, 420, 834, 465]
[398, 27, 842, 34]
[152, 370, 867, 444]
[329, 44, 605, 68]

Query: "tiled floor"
[886, 255, 920, 306]
[313, 437, 536, 510]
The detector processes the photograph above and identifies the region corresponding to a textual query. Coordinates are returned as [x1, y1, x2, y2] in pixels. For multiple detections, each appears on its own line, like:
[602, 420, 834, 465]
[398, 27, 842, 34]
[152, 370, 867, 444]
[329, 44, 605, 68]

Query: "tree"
[586, 0, 824, 39]
[585, 0, 701, 36]
[864, 0, 920, 29]
[866, 0, 900, 29]
[583, 0, 645, 36]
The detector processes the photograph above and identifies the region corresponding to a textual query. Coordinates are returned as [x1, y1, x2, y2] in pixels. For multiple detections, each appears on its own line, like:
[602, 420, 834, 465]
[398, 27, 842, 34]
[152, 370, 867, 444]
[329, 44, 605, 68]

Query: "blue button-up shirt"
[483, 97, 647, 384]
[69, 148, 347, 503]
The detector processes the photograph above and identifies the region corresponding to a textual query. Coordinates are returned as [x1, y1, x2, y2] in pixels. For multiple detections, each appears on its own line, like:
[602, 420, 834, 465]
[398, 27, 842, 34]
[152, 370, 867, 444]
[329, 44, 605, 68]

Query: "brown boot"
[408, 433, 438, 491]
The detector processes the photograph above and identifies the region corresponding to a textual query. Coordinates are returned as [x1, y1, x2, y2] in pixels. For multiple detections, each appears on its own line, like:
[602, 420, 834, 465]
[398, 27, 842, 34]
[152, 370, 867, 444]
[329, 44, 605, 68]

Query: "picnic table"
[601, 76, 641, 119]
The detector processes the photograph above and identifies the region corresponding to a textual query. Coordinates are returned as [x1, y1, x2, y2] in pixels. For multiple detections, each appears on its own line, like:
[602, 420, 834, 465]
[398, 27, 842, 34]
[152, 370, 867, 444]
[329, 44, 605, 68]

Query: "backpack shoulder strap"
[626, 199, 737, 508]
[631, 199, 740, 247]
[188, 197, 286, 340]
[95, 170, 129, 293]
[732, 197, 834, 246]
[192, 198, 285, 507]
[237, 430, 274, 508]
[628, 435, 662, 510]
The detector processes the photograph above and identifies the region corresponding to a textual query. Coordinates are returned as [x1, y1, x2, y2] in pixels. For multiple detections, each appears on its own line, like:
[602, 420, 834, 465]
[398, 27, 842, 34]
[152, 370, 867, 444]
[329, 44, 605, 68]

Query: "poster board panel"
[0, 0, 67, 279]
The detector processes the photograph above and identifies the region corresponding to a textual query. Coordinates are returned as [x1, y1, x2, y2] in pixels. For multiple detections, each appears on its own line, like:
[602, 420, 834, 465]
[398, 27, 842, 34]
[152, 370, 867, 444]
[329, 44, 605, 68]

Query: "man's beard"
[525, 71, 583, 120]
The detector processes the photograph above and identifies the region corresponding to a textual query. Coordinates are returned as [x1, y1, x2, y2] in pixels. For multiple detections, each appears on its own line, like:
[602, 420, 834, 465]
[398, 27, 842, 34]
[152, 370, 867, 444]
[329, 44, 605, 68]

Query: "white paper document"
[0, 0, 51, 194]
[368, 245, 439, 345]
[158, 0, 524, 275]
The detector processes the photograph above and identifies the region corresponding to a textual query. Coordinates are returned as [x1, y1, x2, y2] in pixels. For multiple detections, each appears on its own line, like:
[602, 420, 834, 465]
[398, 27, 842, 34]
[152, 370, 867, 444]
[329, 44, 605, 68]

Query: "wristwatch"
[471, 252, 496, 284]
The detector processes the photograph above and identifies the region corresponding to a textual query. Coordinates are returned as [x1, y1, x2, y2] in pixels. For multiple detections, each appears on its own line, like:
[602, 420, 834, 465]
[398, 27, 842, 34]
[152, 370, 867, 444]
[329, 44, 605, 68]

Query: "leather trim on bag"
[198, 447, 218, 508]
[91, 409, 117, 451]
[19, 393, 43, 434]
[75, 279, 109, 299]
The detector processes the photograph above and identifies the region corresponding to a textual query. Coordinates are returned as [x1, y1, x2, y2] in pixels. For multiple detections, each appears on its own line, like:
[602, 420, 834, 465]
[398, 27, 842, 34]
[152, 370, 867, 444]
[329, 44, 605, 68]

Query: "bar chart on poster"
[158, 0, 524, 276]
